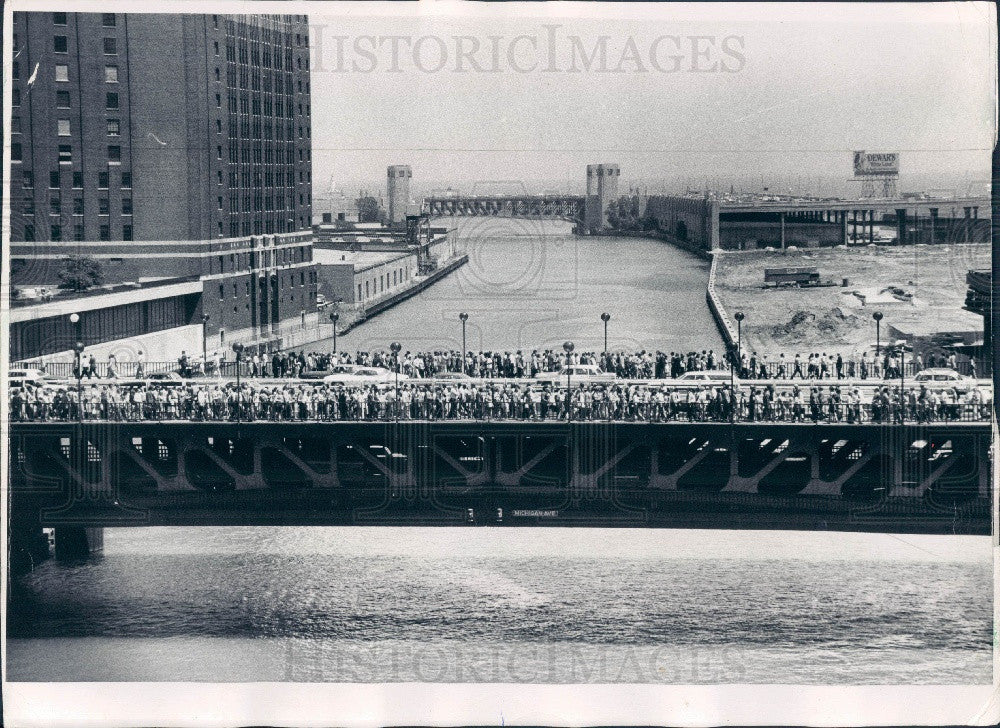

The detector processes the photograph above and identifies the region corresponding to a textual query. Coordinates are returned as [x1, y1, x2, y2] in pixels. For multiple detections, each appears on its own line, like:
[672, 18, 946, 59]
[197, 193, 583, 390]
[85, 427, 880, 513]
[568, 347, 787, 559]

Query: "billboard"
[853, 151, 900, 177]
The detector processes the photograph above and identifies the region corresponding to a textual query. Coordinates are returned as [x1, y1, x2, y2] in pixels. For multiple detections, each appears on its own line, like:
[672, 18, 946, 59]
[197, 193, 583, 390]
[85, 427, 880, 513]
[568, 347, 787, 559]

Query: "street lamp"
[734, 311, 745, 376]
[69, 313, 83, 421]
[201, 314, 210, 372]
[232, 342, 244, 422]
[329, 311, 340, 354]
[389, 341, 402, 420]
[872, 311, 884, 359]
[601, 312, 611, 354]
[563, 341, 574, 421]
[459, 312, 468, 374]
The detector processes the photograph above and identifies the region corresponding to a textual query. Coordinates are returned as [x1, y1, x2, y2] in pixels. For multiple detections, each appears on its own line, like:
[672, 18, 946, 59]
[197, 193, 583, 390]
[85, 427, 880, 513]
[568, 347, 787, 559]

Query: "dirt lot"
[713, 244, 990, 357]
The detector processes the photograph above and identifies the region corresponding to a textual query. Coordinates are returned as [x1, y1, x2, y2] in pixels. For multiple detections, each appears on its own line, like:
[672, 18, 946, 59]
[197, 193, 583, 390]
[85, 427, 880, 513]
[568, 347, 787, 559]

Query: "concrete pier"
[53, 527, 105, 559]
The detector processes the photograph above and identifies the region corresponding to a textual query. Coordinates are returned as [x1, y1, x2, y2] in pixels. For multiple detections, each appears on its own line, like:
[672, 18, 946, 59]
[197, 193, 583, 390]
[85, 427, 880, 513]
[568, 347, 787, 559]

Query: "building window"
[55, 64, 69, 82]
[105, 65, 118, 83]
[56, 90, 70, 108]
[103, 37, 117, 55]
[53, 12, 68, 25]
[11, 142, 21, 162]
[22, 171, 33, 188]
[24, 225, 35, 241]
[13, 88, 20, 106]
[219, 285, 224, 300]
[51, 224, 62, 241]
[123, 224, 133, 241]
[216, 119, 222, 134]
[122, 198, 132, 215]
[106, 92, 119, 109]
[24, 197, 35, 215]
[58, 145, 72, 164]
[215, 93, 221, 108]
[99, 198, 109, 215]
[49, 171, 60, 188]
[73, 198, 84, 215]
[107, 119, 120, 136]
[108, 145, 121, 163]
[57, 119, 71, 136]
[102, 13, 116, 27]
[54, 35, 68, 53]
[98, 172, 109, 189]
[51, 193, 63, 215]
[72, 172, 83, 188]
[121, 172, 132, 188]
[74, 225, 84, 241]
[99, 225, 110, 241]
[11, 116, 20, 134]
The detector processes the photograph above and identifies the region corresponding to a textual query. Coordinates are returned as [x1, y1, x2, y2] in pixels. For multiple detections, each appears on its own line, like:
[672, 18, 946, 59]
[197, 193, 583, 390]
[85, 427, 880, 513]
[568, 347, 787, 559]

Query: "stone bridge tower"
[387, 165, 412, 225]
[585, 163, 620, 232]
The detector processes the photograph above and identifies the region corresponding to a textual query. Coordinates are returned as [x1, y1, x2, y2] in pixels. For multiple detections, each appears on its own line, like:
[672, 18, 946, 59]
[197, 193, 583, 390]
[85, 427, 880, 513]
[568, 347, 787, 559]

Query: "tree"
[57, 255, 104, 291]
[356, 196, 385, 224]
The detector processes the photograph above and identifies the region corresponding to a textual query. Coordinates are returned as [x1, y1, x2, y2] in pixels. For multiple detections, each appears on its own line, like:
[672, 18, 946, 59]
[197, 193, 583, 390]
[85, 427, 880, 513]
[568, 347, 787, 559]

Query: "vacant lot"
[713, 244, 990, 357]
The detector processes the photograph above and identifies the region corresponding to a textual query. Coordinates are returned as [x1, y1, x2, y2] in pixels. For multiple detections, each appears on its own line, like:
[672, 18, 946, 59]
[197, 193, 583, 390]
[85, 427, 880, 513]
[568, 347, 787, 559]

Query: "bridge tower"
[585, 163, 620, 232]
[387, 165, 412, 225]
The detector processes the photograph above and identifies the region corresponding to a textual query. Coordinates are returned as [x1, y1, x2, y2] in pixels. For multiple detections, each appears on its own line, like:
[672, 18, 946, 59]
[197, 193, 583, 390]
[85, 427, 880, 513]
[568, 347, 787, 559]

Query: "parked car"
[912, 367, 973, 392]
[323, 366, 406, 384]
[8, 368, 48, 388]
[534, 364, 617, 385]
[431, 371, 473, 381]
[676, 371, 735, 384]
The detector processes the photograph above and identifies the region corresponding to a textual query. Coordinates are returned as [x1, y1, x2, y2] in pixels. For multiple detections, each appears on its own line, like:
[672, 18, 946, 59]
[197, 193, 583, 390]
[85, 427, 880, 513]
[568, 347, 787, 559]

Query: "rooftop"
[312, 249, 410, 270]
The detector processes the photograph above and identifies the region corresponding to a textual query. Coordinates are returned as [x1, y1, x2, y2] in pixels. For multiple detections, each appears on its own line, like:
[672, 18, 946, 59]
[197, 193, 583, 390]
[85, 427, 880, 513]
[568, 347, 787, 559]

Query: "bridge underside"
[423, 196, 585, 223]
[9, 422, 991, 534]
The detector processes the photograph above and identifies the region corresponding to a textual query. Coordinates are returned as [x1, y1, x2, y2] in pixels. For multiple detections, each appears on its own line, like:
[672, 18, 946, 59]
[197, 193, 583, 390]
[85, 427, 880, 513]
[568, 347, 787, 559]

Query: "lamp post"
[873, 311, 883, 358]
[69, 313, 83, 421]
[232, 342, 244, 423]
[899, 340, 907, 423]
[733, 312, 745, 422]
[459, 312, 468, 374]
[389, 341, 402, 420]
[329, 311, 339, 354]
[201, 314, 210, 373]
[601, 312, 611, 354]
[563, 341, 574, 421]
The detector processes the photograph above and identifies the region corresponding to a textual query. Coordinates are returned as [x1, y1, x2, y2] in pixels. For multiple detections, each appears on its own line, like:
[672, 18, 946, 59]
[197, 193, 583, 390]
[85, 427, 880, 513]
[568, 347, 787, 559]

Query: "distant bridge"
[8, 420, 990, 568]
[423, 195, 586, 223]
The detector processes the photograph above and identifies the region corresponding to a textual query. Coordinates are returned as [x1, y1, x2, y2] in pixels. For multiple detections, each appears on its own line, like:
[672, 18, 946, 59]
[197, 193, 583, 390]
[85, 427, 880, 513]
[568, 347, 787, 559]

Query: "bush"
[57, 255, 104, 291]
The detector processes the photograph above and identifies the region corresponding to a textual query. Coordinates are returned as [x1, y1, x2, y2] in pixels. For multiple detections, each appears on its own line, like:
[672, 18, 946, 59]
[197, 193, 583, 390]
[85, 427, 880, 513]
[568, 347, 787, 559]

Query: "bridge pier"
[53, 526, 104, 559]
[9, 522, 51, 576]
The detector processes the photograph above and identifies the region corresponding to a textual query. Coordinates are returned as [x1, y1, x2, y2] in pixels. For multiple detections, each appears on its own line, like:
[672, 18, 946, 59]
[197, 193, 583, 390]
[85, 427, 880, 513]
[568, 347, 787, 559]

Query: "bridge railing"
[8, 399, 992, 424]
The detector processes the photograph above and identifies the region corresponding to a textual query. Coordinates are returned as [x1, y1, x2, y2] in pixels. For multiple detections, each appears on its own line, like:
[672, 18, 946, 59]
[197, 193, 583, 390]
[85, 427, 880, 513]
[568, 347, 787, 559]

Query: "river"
[7, 528, 991, 683]
[312, 218, 724, 354]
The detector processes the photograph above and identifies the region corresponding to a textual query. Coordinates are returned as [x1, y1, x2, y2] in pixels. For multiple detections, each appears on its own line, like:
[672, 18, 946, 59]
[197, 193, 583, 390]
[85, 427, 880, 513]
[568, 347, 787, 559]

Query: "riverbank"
[711, 244, 989, 357]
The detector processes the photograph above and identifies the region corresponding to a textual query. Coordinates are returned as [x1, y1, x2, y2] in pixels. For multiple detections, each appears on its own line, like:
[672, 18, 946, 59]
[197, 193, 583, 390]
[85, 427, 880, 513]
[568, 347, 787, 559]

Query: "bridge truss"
[423, 195, 586, 222]
[9, 421, 991, 534]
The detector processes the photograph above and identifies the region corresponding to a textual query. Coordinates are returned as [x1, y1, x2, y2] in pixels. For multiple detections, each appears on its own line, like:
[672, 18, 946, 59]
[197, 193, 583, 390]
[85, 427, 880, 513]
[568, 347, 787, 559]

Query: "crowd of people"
[10, 379, 991, 424]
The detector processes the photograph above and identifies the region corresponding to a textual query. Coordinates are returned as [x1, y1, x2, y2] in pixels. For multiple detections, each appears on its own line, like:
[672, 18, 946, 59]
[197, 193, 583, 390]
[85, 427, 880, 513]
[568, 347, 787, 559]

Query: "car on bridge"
[323, 366, 406, 385]
[430, 371, 473, 381]
[534, 364, 617, 386]
[676, 371, 736, 385]
[8, 367, 48, 389]
[912, 367, 975, 393]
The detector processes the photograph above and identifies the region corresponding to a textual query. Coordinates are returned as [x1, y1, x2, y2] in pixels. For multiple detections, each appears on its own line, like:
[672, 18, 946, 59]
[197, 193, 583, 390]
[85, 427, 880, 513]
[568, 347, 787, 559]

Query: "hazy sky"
[308, 2, 996, 196]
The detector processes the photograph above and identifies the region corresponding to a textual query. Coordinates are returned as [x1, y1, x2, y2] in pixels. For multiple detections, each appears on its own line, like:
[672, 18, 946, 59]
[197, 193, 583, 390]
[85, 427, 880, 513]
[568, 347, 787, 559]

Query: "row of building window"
[19, 169, 132, 189]
[21, 195, 132, 216]
[359, 268, 410, 301]
[12, 142, 122, 165]
[13, 62, 119, 84]
[49, 12, 117, 27]
[12, 88, 123, 110]
[21, 223, 132, 242]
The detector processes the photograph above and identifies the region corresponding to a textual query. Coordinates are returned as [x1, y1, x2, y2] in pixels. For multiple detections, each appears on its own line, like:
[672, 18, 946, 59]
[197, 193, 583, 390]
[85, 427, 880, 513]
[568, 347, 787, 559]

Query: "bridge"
[423, 195, 586, 223]
[9, 420, 991, 569]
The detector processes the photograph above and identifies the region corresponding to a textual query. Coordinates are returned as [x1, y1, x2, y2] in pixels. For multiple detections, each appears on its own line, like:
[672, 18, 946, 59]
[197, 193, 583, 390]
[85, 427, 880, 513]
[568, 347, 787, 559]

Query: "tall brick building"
[9, 11, 313, 245]
[8, 11, 319, 360]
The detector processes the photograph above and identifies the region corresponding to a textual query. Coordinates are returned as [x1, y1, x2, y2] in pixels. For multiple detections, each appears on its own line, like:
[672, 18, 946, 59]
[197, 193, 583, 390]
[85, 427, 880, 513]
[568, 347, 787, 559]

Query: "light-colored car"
[431, 371, 473, 381]
[8, 368, 48, 388]
[912, 367, 972, 392]
[324, 366, 407, 384]
[535, 364, 617, 385]
[676, 371, 735, 384]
